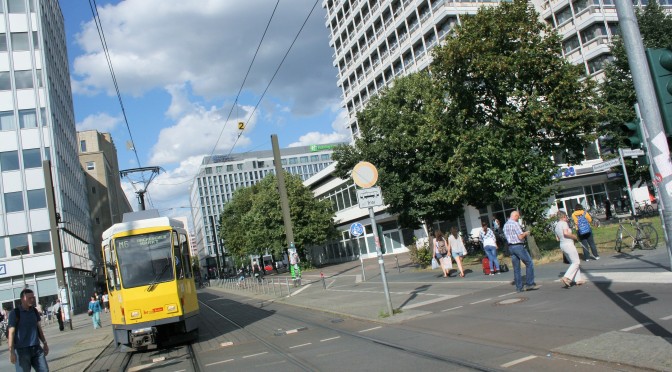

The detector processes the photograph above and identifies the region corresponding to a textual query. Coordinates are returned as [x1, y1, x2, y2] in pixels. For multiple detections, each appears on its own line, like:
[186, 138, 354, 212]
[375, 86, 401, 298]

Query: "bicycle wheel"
[639, 224, 659, 249]
[615, 228, 624, 252]
[644, 205, 655, 217]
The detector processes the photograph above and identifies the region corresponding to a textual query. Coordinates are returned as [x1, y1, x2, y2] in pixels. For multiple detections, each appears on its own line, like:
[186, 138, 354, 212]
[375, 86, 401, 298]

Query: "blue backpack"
[577, 213, 591, 235]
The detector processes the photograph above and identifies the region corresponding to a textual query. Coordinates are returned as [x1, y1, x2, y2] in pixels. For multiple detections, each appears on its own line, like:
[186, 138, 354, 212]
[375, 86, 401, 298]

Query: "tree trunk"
[527, 233, 541, 259]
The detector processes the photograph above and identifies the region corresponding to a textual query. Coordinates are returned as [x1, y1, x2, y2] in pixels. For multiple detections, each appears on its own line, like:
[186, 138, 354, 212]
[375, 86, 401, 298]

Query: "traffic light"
[621, 119, 643, 149]
[646, 48, 672, 136]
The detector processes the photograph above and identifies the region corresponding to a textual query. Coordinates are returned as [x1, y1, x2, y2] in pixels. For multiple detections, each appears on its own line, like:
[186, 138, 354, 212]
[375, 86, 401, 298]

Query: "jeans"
[15, 345, 49, 372]
[483, 246, 500, 271]
[579, 232, 599, 259]
[508, 244, 535, 291]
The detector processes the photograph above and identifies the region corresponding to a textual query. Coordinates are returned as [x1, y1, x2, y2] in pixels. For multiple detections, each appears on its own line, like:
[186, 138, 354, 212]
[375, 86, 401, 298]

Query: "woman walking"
[555, 210, 585, 287]
[88, 295, 102, 329]
[479, 221, 500, 275]
[433, 230, 452, 278]
[448, 227, 466, 277]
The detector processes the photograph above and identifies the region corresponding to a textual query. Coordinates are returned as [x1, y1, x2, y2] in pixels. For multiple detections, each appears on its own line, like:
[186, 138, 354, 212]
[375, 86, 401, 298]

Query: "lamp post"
[16, 246, 27, 288]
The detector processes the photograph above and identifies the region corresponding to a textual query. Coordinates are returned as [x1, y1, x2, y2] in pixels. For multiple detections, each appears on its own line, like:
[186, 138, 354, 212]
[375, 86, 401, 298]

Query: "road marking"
[289, 283, 312, 296]
[620, 323, 652, 332]
[321, 336, 341, 342]
[205, 359, 234, 367]
[498, 291, 518, 297]
[152, 357, 166, 363]
[401, 296, 457, 309]
[243, 352, 268, 359]
[660, 315, 672, 320]
[289, 342, 312, 349]
[501, 355, 537, 368]
[441, 306, 463, 312]
[470, 298, 492, 305]
[220, 341, 234, 347]
[356, 274, 362, 283]
[359, 326, 382, 333]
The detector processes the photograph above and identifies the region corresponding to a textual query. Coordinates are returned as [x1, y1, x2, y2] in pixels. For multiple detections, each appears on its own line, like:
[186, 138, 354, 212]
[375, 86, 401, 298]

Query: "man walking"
[7, 288, 50, 372]
[53, 299, 64, 331]
[503, 211, 538, 292]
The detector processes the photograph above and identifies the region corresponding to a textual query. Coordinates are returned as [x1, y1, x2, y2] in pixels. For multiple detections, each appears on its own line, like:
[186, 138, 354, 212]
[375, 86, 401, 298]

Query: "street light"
[16, 246, 28, 288]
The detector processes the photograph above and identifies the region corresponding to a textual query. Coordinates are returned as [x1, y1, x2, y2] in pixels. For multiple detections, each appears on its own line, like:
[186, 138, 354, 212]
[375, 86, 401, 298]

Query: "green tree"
[333, 72, 463, 229]
[431, 0, 600, 224]
[219, 173, 336, 260]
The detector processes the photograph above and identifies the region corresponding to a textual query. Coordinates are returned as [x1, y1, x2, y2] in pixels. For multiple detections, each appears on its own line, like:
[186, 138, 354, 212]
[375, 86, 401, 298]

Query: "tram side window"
[103, 244, 120, 291]
[173, 232, 184, 279]
[180, 234, 192, 278]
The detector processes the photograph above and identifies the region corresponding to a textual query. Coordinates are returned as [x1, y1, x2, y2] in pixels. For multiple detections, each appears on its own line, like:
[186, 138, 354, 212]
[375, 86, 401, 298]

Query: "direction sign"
[592, 158, 621, 172]
[357, 186, 384, 208]
[621, 148, 645, 157]
[350, 223, 365, 237]
[352, 162, 378, 188]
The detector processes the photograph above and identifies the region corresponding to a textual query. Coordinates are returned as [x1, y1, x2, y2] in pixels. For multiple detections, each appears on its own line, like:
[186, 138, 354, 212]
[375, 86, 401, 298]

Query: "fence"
[210, 276, 309, 298]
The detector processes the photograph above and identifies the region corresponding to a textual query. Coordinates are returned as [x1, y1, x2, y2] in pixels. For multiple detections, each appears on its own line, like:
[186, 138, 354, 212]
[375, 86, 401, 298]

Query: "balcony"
[432, 0, 445, 11]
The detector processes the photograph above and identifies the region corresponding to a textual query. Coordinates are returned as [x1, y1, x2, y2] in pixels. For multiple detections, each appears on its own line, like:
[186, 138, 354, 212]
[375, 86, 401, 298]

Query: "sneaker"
[495, 271, 501, 274]
[489, 273, 494, 276]
[525, 284, 540, 291]
[594, 256, 600, 260]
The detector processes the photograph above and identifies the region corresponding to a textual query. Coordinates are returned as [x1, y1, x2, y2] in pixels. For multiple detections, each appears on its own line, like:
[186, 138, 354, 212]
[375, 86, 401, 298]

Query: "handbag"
[431, 258, 440, 270]
[500, 263, 509, 272]
[443, 256, 453, 269]
[87, 309, 93, 316]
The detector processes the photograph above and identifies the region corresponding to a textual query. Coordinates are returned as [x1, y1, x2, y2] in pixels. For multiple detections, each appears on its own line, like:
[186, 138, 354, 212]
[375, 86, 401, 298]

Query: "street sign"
[357, 186, 384, 208]
[592, 158, 621, 172]
[350, 223, 365, 237]
[352, 162, 378, 188]
[621, 148, 645, 157]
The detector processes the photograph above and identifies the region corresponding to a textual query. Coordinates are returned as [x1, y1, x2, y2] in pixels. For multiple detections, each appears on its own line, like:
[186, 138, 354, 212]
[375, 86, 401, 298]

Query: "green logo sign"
[310, 144, 335, 152]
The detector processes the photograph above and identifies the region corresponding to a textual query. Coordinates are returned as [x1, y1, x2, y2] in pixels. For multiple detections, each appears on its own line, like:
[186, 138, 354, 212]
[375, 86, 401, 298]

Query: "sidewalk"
[0, 312, 113, 372]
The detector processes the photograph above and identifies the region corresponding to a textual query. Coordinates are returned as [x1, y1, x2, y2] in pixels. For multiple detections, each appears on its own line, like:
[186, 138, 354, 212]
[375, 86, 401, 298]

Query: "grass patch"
[379, 308, 403, 318]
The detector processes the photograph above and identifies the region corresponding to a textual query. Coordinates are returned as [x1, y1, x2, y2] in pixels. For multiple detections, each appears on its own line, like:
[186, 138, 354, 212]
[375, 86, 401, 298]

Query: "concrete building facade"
[0, 0, 96, 313]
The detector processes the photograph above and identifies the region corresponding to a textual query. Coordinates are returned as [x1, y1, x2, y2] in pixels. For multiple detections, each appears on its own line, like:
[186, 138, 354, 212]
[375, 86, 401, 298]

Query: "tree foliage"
[219, 173, 336, 260]
[335, 0, 601, 227]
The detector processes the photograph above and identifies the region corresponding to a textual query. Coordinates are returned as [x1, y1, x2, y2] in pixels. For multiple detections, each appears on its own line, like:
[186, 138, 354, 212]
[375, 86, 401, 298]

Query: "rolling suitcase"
[482, 257, 491, 275]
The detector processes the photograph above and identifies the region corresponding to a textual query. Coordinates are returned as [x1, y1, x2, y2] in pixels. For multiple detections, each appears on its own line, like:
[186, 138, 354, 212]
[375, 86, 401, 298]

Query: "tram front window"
[115, 231, 175, 289]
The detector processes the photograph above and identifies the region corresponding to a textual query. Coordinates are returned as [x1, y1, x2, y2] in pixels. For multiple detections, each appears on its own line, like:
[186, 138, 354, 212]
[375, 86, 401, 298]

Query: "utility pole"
[614, 0, 672, 268]
[209, 215, 222, 277]
[271, 135, 295, 248]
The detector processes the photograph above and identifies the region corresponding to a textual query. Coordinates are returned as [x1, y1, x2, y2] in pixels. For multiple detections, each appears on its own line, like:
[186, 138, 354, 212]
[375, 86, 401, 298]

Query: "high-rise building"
[77, 130, 133, 265]
[189, 143, 342, 272]
[0, 0, 95, 313]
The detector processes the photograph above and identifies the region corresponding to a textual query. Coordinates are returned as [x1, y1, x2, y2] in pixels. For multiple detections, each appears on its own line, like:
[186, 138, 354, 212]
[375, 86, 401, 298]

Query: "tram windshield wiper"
[147, 257, 171, 292]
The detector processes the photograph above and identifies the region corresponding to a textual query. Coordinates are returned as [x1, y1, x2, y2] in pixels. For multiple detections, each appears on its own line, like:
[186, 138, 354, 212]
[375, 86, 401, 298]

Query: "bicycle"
[634, 201, 655, 217]
[614, 216, 659, 252]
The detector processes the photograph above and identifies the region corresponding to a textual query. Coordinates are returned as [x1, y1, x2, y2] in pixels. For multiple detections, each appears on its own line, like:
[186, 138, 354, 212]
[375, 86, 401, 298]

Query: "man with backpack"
[7, 288, 50, 372]
[572, 205, 600, 261]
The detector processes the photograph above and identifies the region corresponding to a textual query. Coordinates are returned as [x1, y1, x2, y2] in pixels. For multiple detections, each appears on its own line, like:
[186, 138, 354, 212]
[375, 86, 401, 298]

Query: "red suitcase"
[482, 257, 491, 275]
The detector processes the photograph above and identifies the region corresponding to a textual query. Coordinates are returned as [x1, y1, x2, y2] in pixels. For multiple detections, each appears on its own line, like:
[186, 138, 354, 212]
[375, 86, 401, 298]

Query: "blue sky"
[60, 0, 349, 214]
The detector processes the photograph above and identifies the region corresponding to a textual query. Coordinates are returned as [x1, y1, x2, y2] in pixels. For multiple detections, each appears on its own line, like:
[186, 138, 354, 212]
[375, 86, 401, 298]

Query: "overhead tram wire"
[226, 0, 321, 157]
[89, 0, 156, 208]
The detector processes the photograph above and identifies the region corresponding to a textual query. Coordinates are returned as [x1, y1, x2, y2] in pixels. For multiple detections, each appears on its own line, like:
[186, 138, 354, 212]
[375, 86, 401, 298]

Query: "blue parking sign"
[350, 223, 365, 237]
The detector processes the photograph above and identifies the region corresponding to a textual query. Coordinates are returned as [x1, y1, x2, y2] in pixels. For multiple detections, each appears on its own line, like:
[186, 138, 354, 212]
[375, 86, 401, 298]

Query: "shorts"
[452, 251, 464, 259]
[435, 252, 446, 260]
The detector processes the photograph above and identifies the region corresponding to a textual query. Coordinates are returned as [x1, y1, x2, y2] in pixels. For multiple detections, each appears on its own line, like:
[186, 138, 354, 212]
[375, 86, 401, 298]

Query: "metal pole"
[369, 207, 394, 316]
[19, 250, 26, 288]
[614, 0, 672, 269]
[209, 216, 222, 277]
[271, 135, 294, 247]
[619, 149, 637, 215]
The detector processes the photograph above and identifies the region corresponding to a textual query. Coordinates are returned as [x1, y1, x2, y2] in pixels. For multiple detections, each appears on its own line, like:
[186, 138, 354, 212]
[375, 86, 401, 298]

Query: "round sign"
[350, 223, 365, 237]
[352, 162, 378, 188]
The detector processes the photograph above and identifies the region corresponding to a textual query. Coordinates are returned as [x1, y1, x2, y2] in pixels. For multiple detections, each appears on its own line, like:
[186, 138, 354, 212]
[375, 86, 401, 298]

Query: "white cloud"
[72, 0, 341, 115]
[149, 87, 255, 165]
[75, 112, 122, 132]
[288, 108, 351, 147]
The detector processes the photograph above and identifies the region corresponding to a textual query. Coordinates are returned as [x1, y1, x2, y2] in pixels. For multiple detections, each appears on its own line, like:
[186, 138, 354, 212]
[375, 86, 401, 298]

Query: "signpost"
[352, 162, 394, 317]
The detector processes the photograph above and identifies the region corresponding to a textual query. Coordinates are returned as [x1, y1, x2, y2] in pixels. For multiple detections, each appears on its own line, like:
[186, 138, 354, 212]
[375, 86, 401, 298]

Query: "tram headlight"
[130, 310, 141, 319]
[166, 304, 178, 313]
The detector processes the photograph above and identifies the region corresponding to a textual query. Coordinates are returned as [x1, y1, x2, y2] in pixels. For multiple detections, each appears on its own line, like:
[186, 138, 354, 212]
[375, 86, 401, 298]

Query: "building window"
[92, 186, 96, 194]
[321, 154, 331, 160]
[0, 72, 10, 90]
[0, 33, 7, 52]
[10, 234, 30, 256]
[86, 161, 95, 170]
[18, 109, 37, 128]
[289, 157, 298, 164]
[310, 155, 319, 162]
[80, 140, 87, 152]
[237, 163, 243, 170]
[32, 31, 38, 49]
[96, 217, 100, 224]
[8, 0, 26, 13]
[14, 70, 33, 89]
[0, 111, 15, 131]
[562, 35, 580, 55]
[216, 166, 223, 173]
[32, 230, 51, 254]
[205, 167, 212, 174]
[0, 151, 20, 171]
[587, 54, 613, 75]
[300, 156, 308, 163]
[0, 238, 6, 259]
[22, 148, 41, 168]
[226, 164, 233, 171]
[4, 192, 24, 212]
[10, 32, 29, 51]
[27, 189, 46, 209]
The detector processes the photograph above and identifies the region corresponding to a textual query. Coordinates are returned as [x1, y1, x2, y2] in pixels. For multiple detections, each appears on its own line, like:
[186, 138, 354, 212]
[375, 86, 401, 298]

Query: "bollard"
[272, 278, 277, 296]
[321, 272, 326, 289]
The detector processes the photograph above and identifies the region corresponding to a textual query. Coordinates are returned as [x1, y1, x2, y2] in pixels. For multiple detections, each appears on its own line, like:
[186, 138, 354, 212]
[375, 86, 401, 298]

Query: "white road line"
[660, 314, 672, 320]
[289, 343, 312, 349]
[620, 323, 651, 332]
[498, 291, 518, 297]
[500, 355, 538, 368]
[359, 326, 382, 333]
[205, 359, 234, 367]
[289, 283, 312, 296]
[321, 336, 341, 342]
[470, 298, 492, 305]
[220, 341, 234, 347]
[242, 352, 269, 359]
[401, 296, 457, 309]
[441, 306, 463, 312]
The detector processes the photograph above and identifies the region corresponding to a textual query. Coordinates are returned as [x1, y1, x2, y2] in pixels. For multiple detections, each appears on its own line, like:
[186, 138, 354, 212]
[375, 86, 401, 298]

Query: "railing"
[211, 276, 308, 298]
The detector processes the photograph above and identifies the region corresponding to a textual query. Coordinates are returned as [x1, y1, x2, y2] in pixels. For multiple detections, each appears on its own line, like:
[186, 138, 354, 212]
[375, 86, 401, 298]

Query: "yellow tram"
[101, 210, 199, 349]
